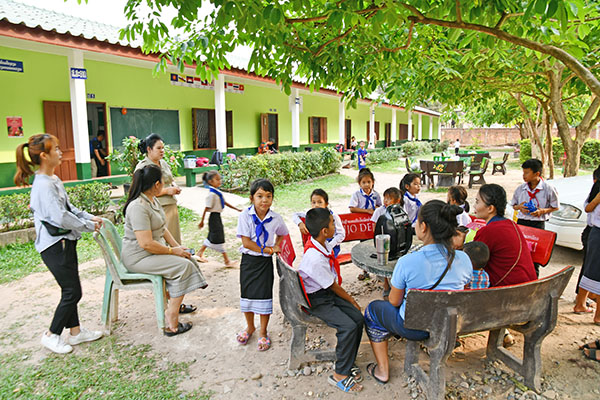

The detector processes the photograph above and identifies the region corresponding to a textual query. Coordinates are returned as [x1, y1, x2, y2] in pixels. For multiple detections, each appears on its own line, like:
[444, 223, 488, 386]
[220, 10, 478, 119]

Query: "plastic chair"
[93, 218, 166, 333]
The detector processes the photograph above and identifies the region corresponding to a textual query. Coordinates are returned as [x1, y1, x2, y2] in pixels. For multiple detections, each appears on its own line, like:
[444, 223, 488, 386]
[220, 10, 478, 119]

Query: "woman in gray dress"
[121, 164, 207, 336]
[135, 133, 182, 244]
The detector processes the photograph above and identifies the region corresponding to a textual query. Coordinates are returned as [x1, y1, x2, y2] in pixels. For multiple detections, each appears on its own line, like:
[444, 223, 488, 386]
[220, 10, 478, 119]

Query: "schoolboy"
[463, 241, 490, 289]
[511, 158, 559, 276]
[298, 208, 364, 393]
[357, 141, 367, 170]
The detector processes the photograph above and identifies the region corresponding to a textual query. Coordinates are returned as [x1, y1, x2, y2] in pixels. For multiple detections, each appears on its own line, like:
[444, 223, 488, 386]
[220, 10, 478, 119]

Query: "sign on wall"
[0, 59, 23, 73]
[169, 74, 245, 93]
[7, 116, 23, 137]
[70, 68, 87, 79]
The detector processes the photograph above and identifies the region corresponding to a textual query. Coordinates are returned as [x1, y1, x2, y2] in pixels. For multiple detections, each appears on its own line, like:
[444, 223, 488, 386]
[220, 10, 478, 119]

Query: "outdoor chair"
[405, 157, 426, 185]
[492, 152, 510, 175]
[468, 157, 489, 188]
[93, 218, 166, 333]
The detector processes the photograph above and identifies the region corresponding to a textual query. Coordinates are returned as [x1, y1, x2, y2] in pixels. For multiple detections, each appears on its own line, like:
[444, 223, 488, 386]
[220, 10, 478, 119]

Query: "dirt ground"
[1, 151, 599, 399]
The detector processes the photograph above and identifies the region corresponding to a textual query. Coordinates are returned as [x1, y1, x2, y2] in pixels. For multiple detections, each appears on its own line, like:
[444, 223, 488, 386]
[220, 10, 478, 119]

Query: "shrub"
[519, 139, 532, 164]
[430, 140, 450, 153]
[0, 193, 32, 232]
[66, 182, 112, 215]
[520, 138, 600, 168]
[365, 148, 401, 165]
[221, 147, 341, 190]
[401, 141, 432, 157]
[107, 136, 185, 177]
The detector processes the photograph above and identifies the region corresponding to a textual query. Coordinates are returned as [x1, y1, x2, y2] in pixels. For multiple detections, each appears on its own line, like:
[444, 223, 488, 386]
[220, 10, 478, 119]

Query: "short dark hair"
[311, 188, 329, 204]
[97, 130, 105, 138]
[202, 170, 219, 185]
[448, 185, 470, 212]
[357, 167, 375, 183]
[463, 241, 490, 270]
[522, 158, 543, 174]
[306, 208, 332, 238]
[138, 133, 164, 154]
[478, 184, 507, 217]
[123, 164, 163, 216]
[250, 178, 274, 196]
[400, 173, 420, 195]
[383, 187, 401, 201]
[418, 200, 463, 267]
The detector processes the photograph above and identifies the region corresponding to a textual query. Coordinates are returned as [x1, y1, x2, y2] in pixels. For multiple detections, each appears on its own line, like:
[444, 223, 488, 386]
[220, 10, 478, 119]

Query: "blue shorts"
[364, 300, 429, 343]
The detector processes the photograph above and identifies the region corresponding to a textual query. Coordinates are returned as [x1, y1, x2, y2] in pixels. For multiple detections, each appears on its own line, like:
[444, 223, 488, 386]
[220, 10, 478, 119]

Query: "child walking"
[197, 171, 241, 267]
[356, 141, 368, 170]
[292, 188, 345, 256]
[298, 208, 364, 393]
[447, 185, 472, 227]
[236, 179, 289, 351]
[400, 173, 422, 227]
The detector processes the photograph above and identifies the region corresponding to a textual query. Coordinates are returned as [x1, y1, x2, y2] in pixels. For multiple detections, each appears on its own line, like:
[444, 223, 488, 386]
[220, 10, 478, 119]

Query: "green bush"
[518, 139, 532, 164]
[221, 147, 342, 190]
[520, 138, 600, 167]
[365, 148, 401, 165]
[0, 182, 111, 233]
[430, 140, 450, 153]
[401, 141, 432, 157]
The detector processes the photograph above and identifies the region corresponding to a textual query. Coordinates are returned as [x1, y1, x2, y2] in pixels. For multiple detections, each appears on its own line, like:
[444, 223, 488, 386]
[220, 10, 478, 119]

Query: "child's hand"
[517, 202, 529, 214]
[298, 222, 309, 235]
[530, 209, 545, 217]
[272, 245, 281, 254]
[366, 209, 374, 215]
[198, 221, 204, 229]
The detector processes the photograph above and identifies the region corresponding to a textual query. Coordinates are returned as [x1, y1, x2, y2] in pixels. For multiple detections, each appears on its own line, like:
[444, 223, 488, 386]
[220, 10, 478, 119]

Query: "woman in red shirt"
[473, 184, 536, 287]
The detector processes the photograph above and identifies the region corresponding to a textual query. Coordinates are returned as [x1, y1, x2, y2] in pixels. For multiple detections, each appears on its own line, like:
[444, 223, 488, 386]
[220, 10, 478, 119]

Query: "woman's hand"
[171, 246, 191, 259]
[298, 222, 309, 235]
[90, 216, 103, 231]
[166, 187, 180, 196]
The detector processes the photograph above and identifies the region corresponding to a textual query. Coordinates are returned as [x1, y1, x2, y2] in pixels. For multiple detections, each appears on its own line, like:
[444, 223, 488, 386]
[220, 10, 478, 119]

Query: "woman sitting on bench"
[363, 200, 472, 384]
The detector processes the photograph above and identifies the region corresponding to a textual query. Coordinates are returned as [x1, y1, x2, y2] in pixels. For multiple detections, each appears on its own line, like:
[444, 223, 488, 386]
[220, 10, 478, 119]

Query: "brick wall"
[441, 127, 571, 146]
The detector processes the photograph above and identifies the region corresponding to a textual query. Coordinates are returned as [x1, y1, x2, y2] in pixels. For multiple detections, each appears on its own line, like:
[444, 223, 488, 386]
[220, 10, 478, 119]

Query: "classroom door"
[385, 123, 391, 147]
[345, 119, 352, 149]
[43, 101, 78, 181]
[398, 124, 408, 140]
[192, 108, 233, 149]
[366, 121, 380, 143]
[260, 113, 279, 145]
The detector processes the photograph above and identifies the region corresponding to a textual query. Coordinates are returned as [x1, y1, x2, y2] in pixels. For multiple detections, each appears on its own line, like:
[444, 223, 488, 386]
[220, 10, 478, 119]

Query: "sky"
[14, 0, 136, 27]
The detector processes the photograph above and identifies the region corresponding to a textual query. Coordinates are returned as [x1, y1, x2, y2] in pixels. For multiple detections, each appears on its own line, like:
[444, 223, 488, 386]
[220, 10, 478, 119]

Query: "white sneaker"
[66, 328, 103, 346]
[41, 333, 73, 354]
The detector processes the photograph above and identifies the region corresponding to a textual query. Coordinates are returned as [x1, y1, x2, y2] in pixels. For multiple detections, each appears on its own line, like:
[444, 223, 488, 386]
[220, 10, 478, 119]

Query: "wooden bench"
[183, 165, 219, 187]
[420, 160, 465, 188]
[276, 235, 336, 369]
[468, 157, 489, 188]
[403, 265, 573, 400]
[492, 152, 510, 175]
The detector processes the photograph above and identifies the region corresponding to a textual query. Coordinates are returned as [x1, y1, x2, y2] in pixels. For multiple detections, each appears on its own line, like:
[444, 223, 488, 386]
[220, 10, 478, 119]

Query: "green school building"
[0, 0, 440, 189]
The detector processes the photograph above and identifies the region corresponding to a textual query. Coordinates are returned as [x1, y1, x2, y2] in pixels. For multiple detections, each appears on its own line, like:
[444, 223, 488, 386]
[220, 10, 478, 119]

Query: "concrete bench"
[183, 165, 219, 187]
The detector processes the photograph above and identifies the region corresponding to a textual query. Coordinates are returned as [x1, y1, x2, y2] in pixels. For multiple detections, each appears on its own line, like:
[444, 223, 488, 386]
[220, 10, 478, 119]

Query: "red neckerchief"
[304, 238, 342, 285]
[527, 180, 542, 207]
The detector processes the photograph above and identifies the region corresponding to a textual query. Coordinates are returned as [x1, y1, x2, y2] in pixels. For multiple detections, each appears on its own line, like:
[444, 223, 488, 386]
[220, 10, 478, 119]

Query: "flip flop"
[163, 322, 193, 337]
[583, 348, 600, 362]
[236, 330, 252, 345]
[257, 335, 271, 351]
[580, 339, 600, 350]
[366, 363, 388, 385]
[179, 304, 197, 314]
[573, 307, 594, 314]
[350, 365, 363, 383]
[195, 256, 208, 263]
[327, 375, 362, 392]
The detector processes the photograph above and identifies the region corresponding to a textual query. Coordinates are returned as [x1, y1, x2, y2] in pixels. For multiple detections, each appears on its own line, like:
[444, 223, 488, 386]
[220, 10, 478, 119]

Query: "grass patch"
[0, 336, 211, 399]
[368, 160, 405, 173]
[273, 173, 354, 212]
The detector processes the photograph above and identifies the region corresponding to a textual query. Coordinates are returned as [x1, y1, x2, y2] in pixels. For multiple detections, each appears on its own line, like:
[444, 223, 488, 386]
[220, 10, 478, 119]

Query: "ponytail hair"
[138, 133, 163, 155]
[418, 200, 463, 268]
[399, 173, 420, 196]
[123, 164, 163, 216]
[202, 170, 220, 186]
[448, 185, 470, 213]
[14, 133, 59, 186]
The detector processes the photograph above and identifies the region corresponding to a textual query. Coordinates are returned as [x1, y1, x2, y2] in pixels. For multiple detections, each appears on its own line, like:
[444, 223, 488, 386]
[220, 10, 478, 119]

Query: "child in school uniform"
[371, 187, 403, 300]
[463, 241, 490, 289]
[298, 208, 364, 393]
[357, 141, 368, 170]
[511, 158, 559, 276]
[349, 167, 382, 280]
[197, 171, 241, 267]
[447, 185, 472, 227]
[292, 188, 345, 257]
[400, 173, 422, 228]
[236, 179, 289, 351]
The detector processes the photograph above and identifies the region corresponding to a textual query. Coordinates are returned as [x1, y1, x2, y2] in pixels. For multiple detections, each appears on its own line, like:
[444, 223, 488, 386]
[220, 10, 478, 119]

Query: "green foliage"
[0, 336, 210, 399]
[163, 144, 185, 176]
[66, 182, 112, 216]
[107, 136, 184, 177]
[401, 141, 432, 157]
[519, 139, 532, 164]
[221, 147, 341, 190]
[365, 148, 401, 165]
[520, 138, 600, 167]
[0, 193, 32, 232]
[581, 140, 600, 168]
[430, 140, 450, 153]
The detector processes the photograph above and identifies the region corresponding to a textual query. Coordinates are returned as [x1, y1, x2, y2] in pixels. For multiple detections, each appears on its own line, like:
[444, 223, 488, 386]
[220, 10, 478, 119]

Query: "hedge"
[220, 147, 342, 190]
[519, 138, 600, 167]
[401, 141, 433, 157]
[365, 148, 402, 165]
[0, 182, 112, 233]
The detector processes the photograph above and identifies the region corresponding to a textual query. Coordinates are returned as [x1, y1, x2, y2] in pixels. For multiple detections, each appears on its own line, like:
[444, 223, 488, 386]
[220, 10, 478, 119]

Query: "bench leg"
[110, 288, 119, 323]
[152, 278, 167, 331]
[101, 274, 114, 333]
[289, 324, 307, 370]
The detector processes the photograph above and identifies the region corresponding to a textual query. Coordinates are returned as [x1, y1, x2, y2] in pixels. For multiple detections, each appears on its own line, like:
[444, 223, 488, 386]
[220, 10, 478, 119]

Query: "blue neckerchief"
[404, 192, 422, 223]
[487, 215, 506, 224]
[361, 189, 376, 210]
[209, 186, 225, 208]
[249, 206, 273, 254]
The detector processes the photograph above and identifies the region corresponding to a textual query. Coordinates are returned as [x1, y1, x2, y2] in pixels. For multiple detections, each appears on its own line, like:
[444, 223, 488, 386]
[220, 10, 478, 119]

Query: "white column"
[407, 110, 413, 141]
[391, 109, 397, 144]
[369, 104, 375, 144]
[338, 99, 345, 145]
[418, 113, 423, 140]
[214, 73, 227, 153]
[429, 116, 433, 140]
[291, 88, 300, 149]
[438, 120, 442, 141]
[68, 49, 90, 166]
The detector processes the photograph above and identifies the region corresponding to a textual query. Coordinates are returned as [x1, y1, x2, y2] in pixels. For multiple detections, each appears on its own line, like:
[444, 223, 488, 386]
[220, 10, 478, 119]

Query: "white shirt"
[511, 179, 559, 221]
[454, 140, 460, 149]
[585, 200, 600, 228]
[292, 210, 345, 251]
[403, 193, 421, 227]
[456, 210, 471, 227]
[237, 206, 289, 256]
[370, 205, 387, 223]
[349, 189, 382, 210]
[298, 238, 337, 293]
[205, 187, 224, 213]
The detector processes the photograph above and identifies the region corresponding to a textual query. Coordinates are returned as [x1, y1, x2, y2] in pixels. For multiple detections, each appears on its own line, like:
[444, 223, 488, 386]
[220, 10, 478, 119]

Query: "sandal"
[257, 335, 271, 351]
[357, 272, 370, 281]
[236, 330, 252, 345]
[573, 307, 594, 314]
[350, 365, 363, 383]
[328, 375, 363, 392]
[179, 304, 197, 314]
[583, 348, 600, 362]
[163, 322, 193, 337]
[195, 256, 208, 263]
[366, 362, 388, 385]
[580, 339, 600, 350]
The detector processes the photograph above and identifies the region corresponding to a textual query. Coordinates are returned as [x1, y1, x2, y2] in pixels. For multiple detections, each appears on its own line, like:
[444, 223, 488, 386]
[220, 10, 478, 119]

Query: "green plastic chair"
[93, 218, 166, 333]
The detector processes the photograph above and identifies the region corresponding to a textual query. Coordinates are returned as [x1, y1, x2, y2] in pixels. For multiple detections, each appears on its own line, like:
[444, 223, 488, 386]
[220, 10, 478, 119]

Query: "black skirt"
[240, 253, 273, 300]
[583, 227, 600, 282]
[207, 212, 225, 244]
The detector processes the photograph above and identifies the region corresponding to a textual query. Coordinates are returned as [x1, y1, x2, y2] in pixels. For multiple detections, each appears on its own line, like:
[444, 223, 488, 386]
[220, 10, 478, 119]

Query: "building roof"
[0, 0, 441, 117]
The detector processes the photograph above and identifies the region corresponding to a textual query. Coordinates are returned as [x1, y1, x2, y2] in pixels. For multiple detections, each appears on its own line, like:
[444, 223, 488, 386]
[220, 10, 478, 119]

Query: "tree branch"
[285, 6, 383, 24]
[456, 0, 462, 24]
[495, 12, 524, 29]
[376, 21, 415, 53]
[314, 24, 357, 56]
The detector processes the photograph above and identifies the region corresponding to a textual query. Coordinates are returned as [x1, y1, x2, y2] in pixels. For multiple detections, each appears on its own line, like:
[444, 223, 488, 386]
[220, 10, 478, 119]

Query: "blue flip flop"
[328, 375, 362, 393]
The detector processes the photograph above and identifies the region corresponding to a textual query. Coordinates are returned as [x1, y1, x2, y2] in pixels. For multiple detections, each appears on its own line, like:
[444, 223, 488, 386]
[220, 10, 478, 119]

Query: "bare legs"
[368, 339, 390, 382]
[165, 295, 185, 331]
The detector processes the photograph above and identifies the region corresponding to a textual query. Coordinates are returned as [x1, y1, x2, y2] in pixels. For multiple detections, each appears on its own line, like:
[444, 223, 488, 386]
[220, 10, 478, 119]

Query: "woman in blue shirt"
[364, 200, 472, 384]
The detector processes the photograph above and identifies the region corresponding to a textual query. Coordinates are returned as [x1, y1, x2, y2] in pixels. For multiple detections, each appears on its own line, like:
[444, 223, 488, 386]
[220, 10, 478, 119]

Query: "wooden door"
[260, 113, 269, 143]
[385, 123, 391, 147]
[309, 117, 327, 143]
[193, 108, 232, 149]
[345, 119, 352, 149]
[43, 101, 77, 181]
[260, 113, 278, 145]
[366, 121, 381, 142]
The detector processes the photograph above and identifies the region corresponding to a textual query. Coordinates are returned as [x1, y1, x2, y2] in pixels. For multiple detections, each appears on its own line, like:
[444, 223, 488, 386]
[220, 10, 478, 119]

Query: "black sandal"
[366, 362, 388, 384]
[163, 322, 193, 337]
[580, 339, 600, 350]
[583, 348, 600, 362]
[179, 304, 197, 314]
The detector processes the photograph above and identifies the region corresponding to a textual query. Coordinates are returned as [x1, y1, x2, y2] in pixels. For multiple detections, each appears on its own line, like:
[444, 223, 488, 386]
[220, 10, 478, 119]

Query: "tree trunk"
[542, 105, 554, 179]
[512, 93, 544, 164]
[517, 122, 528, 140]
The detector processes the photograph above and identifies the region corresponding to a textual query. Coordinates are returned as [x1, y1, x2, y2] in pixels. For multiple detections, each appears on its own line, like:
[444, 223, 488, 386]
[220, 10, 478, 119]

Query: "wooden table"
[419, 160, 464, 188]
[350, 242, 423, 278]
